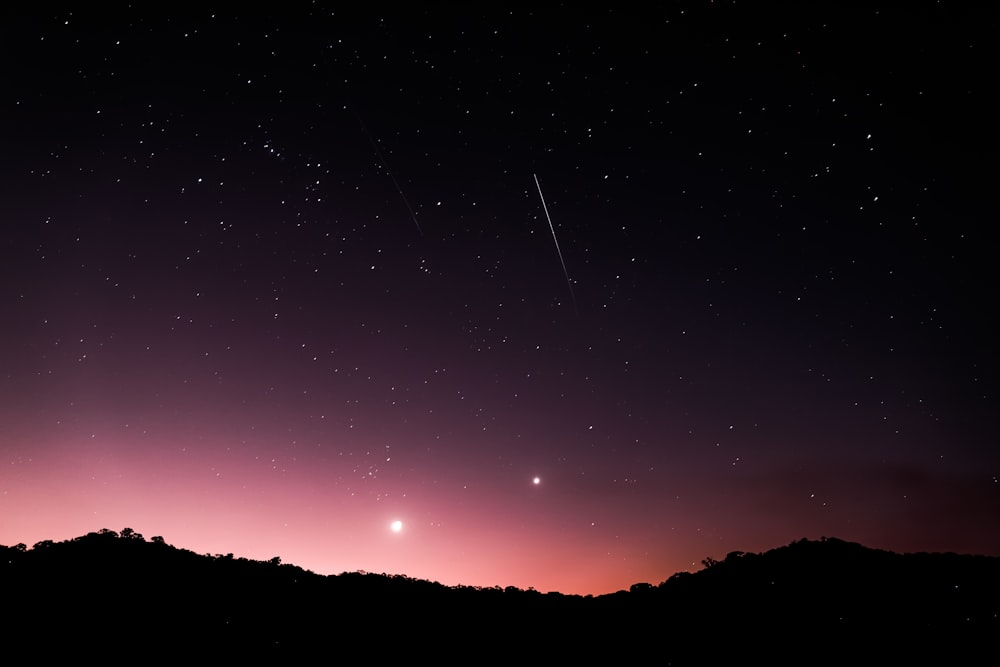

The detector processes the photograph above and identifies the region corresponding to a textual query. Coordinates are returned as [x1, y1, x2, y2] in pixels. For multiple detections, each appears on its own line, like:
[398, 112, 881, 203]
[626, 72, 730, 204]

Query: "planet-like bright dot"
[533, 477, 541, 485]
[390, 520, 403, 533]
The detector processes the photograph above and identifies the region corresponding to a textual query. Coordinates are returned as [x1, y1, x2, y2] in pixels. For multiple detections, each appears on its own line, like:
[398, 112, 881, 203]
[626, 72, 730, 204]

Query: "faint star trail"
[354, 110, 423, 235]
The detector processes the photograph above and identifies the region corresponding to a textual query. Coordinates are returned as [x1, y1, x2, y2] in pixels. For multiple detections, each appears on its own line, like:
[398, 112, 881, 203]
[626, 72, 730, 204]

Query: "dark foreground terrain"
[3, 531, 997, 663]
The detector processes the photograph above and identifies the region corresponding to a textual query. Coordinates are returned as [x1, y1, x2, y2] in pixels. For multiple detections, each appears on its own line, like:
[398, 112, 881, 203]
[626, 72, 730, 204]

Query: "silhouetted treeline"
[3, 531, 997, 663]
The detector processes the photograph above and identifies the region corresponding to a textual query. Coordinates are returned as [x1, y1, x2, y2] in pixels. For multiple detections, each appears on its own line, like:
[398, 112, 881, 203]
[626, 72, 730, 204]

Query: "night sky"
[2, 4, 997, 595]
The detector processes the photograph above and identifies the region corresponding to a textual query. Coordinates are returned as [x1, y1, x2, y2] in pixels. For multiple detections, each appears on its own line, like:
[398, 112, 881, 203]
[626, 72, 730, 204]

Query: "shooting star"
[533, 173, 578, 314]
[354, 111, 423, 235]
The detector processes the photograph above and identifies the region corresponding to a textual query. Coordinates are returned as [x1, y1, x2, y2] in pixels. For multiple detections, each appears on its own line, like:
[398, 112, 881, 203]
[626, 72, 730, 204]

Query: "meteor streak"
[533, 173, 577, 314]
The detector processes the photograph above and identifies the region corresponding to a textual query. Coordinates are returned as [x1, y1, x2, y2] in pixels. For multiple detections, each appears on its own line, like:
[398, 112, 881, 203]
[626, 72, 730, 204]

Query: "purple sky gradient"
[2, 4, 997, 595]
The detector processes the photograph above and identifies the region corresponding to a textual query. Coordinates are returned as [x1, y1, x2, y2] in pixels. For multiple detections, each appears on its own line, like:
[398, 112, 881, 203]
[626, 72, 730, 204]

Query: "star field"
[1, 4, 997, 595]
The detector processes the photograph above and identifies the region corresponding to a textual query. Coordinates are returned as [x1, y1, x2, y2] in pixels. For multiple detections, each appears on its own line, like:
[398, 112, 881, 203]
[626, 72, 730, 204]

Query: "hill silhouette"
[3, 530, 997, 663]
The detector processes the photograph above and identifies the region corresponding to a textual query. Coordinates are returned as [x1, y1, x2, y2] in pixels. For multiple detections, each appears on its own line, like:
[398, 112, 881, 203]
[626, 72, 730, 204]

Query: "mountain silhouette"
[3, 530, 997, 663]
